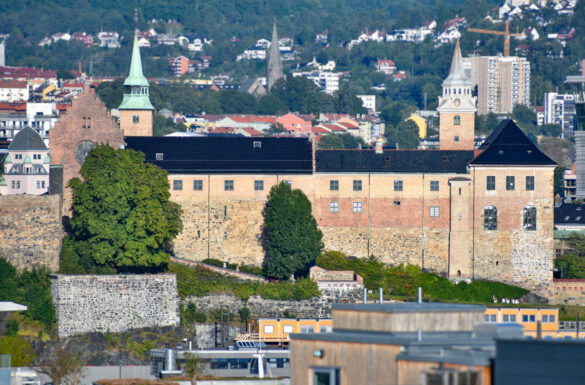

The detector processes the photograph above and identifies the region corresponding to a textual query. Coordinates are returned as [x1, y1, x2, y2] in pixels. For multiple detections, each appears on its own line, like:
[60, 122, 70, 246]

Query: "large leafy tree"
[262, 182, 323, 280]
[69, 145, 183, 271]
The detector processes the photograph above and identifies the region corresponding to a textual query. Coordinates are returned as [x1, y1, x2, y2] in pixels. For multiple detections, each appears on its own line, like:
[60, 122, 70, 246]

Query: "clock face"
[453, 98, 461, 107]
[75, 141, 95, 165]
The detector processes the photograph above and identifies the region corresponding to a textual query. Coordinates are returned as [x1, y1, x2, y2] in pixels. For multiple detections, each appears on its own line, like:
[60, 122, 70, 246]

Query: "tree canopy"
[262, 182, 323, 280]
[68, 145, 183, 271]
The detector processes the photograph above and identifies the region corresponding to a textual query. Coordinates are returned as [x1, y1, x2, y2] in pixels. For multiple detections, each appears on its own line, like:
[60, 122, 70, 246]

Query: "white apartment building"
[292, 71, 341, 94]
[544, 92, 576, 138]
[357, 95, 376, 112]
[465, 56, 531, 115]
[0, 80, 29, 103]
[0, 102, 59, 145]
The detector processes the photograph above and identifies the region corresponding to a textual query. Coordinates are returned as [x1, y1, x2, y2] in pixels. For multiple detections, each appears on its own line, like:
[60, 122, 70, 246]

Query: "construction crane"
[467, 21, 522, 57]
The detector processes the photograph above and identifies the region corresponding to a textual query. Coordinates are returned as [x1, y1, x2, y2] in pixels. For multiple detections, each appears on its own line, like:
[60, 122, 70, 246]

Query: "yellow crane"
[467, 21, 522, 57]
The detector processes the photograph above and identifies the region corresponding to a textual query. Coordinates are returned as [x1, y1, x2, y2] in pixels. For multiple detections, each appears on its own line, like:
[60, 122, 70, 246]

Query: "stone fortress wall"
[0, 194, 62, 271]
[51, 274, 179, 338]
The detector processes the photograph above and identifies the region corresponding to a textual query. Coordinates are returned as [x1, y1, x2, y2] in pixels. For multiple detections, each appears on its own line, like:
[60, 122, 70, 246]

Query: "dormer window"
[155, 153, 164, 160]
[253, 141, 261, 148]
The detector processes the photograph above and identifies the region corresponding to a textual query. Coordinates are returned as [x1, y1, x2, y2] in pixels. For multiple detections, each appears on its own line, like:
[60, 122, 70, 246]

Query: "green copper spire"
[119, 31, 154, 110]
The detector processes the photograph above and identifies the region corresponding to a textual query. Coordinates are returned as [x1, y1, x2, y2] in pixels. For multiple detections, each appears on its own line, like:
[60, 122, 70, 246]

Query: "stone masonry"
[51, 274, 179, 338]
[0, 194, 62, 271]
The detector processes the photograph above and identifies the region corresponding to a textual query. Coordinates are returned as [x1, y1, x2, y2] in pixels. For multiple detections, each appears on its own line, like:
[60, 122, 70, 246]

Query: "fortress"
[41, 38, 557, 295]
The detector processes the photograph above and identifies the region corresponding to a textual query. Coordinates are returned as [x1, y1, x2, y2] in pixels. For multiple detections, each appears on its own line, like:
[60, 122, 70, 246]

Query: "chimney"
[375, 140, 383, 154]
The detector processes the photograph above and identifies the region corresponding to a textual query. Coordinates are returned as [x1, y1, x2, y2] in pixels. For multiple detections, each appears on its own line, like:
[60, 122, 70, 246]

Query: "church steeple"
[119, 31, 154, 111]
[267, 20, 284, 91]
[437, 39, 477, 151]
[118, 29, 154, 136]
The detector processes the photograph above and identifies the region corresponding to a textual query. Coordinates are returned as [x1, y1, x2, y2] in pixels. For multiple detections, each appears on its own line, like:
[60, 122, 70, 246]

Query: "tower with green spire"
[118, 31, 154, 136]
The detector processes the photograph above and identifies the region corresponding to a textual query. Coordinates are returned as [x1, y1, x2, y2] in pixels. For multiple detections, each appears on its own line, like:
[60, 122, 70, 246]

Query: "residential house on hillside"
[1, 126, 49, 195]
[51, 32, 71, 43]
[276, 113, 313, 135]
[97, 32, 120, 48]
[376, 59, 396, 75]
[315, 30, 328, 44]
[72, 32, 93, 46]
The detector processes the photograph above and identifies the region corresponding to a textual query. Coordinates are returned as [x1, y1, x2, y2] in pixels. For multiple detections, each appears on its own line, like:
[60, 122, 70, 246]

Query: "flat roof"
[0, 301, 27, 312]
[331, 302, 486, 313]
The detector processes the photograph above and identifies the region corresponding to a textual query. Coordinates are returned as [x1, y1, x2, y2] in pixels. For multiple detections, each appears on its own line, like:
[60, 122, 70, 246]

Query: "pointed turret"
[118, 30, 154, 136]
[443, 39, 471, 88]
[267, 21, 284, 91]
[437, 39, 477, 151]
[118, 31, 154, 110]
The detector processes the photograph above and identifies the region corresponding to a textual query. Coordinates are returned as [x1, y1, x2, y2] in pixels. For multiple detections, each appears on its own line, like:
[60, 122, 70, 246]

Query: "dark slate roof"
[554, 203, 585, 226]
[8, 126, 47, 151]
[316, 149, 474, 173]
[124, 136, 313, 174]
[470, 119, 556, 166]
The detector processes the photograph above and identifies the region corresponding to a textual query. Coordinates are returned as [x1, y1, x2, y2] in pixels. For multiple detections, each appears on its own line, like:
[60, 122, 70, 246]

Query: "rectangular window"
[193, 179, 203, 191]
[313, 368, 340, 385]
[283, 325, 294, 334]
[394, 180, 403, 191]
[329, 201, 339, 213]
[263, 325, 274, 334]
[254, 180, 264, 191]
[133, 115, 139, 123]
[526, 176, 535, 191]
[503, 315, 509, 322]
[352, 201, 362, 213]
[522, 315, 529, 322]
[430, 206, 440, 217]
[353, 180, 362, 191]
[330, 180, 339, 191]
[321, 325, 332, 333]
[549, 315, 555, 323]
[11, 181, 14, 188]
[16, 181, 20, 188]
[486, 175, 496, 191]
[510, 315, 516, 322]
[484, 315, 489, 322]
[41, 181, 45, 189]
[393, 201, 401, 206]
[173, 180, 182, 190]
[430, 180, 439, 191]
[490, 314, 496, 322]
[36, 181, 40, 188]
[225, 180, 234, 191]
[506, 176, 515, 190]
[542, 315, 548, 322]
[300, 325, 315, 333]
[530, 315, 536, 322]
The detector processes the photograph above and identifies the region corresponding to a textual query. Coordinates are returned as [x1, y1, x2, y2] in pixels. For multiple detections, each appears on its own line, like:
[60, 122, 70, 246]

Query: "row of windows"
[484, 314, 555, 323]
[484, 205, 536, 231]
[263, 324, 332, 334]
[329, 179, 438, 192]
[10, 180, 46, 189]
[329, 201, 440, 217]
[172, 179, 292, 191]
[486, 175, 534, 191]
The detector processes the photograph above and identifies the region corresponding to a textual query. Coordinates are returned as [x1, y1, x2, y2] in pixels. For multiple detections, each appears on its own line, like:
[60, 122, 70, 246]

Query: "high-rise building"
[543, 92, 576, 138]
[118, 31, 154, 136]
[437, 40, 477, 150]
[465, 56, 531, 115]
[267, 21, 284, 91]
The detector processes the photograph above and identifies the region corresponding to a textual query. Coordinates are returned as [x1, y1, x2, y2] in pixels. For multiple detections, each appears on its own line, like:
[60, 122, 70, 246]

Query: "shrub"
[239, 307, 250, 322]
[317, 251, 528, 303]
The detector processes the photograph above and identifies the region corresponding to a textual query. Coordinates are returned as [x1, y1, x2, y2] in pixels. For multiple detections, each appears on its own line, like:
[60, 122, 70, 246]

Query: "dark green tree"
[69, 145, 183, 271]
[554, 166, 568, 197]
[318, 134, 345, 149]
[262, 182, 323, 280]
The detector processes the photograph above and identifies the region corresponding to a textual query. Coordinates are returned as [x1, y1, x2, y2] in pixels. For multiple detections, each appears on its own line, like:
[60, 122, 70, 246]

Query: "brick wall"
[0, 195, 62, 271]
[49, 86, 124, 215]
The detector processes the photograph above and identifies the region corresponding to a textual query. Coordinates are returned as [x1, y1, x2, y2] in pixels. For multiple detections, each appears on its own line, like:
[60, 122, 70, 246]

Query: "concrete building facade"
[467, 56, 531, 115]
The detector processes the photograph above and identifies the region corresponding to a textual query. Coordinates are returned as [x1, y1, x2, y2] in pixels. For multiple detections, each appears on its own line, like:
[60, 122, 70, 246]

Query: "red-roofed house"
[0, 80, 29, 103]
[215, 115, 277, 132]
[376, 59, 396, 75]
[276, 113, 313, 135]
[235, 127, 264, 137]
[72, 32, 94, 46]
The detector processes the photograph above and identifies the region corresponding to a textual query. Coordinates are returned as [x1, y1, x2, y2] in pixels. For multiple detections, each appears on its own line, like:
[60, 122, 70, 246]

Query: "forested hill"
[1, 0, 489, 43]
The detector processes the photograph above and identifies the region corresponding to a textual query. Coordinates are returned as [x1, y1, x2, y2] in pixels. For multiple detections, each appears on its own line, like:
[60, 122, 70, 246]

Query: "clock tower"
[437, 40, 477, 151]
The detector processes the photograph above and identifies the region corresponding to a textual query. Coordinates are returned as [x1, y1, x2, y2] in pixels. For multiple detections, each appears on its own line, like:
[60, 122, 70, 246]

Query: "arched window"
[523, 206, 536, 231]
[484, 206, 497, 230]
[454, 115, 461, 125]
